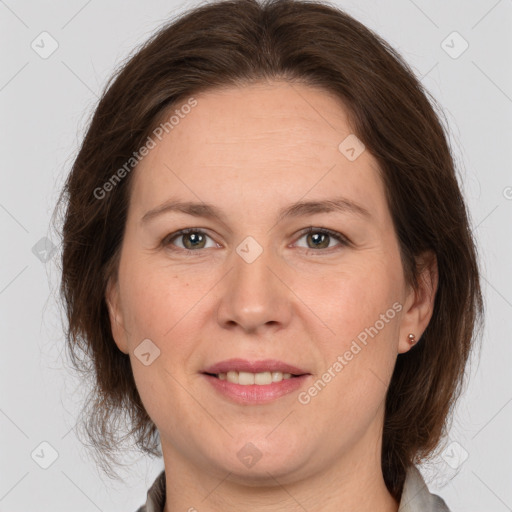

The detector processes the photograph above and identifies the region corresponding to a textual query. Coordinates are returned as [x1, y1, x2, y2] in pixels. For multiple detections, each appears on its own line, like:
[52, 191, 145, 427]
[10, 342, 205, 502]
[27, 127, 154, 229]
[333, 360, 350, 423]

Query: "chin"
[220, 458, 306, 487]
[209, 436, 311, 483]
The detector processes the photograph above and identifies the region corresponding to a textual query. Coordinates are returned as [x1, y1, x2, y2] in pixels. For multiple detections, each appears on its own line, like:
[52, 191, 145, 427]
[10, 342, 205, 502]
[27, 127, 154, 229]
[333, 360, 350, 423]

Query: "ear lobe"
[105, 278, 129, 354]
[398, 251, 438, 354]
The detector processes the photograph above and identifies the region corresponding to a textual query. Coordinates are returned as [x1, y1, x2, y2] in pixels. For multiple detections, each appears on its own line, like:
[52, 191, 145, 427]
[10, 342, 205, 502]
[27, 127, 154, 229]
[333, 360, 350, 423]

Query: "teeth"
[217, 371, 293, 385]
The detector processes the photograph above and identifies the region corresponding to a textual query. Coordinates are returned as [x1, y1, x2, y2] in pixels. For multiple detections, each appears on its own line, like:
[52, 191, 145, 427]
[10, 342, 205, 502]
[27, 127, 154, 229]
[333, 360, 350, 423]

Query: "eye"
[161, 228, 217, 253]
[161, 226, 350, 255]
[294, 227, 349, 253]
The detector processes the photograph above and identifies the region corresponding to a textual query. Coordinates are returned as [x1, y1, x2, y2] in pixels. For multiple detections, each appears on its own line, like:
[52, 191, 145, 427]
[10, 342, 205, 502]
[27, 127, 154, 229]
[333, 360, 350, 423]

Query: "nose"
[215, 239, 293, 334]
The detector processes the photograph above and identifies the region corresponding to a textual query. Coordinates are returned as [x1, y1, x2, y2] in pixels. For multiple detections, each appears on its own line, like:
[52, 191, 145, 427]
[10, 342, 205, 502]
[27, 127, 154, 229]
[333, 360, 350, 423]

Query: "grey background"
[1, 0, 511, 510]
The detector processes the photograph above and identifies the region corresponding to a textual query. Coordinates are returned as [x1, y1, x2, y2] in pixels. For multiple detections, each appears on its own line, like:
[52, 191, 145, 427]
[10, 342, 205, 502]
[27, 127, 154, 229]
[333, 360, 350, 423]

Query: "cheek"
[316, 260, 402, 340]
[307, 260, 402, 410]
[305, 272, 400, 427]
[121, 261, 201, 340]
[119, 261, 205, 396]
[121, 266, 197, 425]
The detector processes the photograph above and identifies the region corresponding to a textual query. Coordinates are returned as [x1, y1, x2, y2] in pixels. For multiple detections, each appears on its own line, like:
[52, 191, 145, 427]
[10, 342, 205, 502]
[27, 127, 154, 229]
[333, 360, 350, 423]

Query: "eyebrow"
[141, 195, 372, 225]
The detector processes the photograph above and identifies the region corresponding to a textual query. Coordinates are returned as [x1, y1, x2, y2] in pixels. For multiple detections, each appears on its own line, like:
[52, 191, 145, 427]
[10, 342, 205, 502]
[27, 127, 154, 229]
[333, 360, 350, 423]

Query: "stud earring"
[407, 333, 416, 345]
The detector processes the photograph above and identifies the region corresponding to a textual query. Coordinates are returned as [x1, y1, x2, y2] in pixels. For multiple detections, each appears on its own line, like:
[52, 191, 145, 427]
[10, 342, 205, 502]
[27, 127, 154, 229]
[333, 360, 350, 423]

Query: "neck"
[160, 420, 399, 512]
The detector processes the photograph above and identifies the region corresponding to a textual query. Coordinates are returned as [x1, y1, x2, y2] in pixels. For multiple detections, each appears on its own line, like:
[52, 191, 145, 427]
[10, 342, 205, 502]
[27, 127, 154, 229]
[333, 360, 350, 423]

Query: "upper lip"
[202, 358, 310, 376]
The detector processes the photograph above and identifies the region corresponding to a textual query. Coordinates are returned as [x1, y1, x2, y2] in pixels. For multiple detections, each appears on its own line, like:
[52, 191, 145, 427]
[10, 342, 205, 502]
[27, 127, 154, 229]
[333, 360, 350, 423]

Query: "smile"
[202, 372, 310, 404]
[209, 370, 296, 385]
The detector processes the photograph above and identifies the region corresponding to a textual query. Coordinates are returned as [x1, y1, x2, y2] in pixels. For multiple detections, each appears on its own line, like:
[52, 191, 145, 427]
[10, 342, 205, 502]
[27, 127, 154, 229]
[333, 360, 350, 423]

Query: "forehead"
[129, 81, 388, 225]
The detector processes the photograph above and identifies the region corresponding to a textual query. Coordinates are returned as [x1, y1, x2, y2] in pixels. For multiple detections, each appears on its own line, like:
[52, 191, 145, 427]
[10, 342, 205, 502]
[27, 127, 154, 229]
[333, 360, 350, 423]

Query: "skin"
[106, 80, 438, 512]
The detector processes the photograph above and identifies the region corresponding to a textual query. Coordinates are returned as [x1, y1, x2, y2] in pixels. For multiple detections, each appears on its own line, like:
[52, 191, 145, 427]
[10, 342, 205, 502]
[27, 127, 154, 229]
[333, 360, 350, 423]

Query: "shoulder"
[134, 470, 166, 512]
[398, 464, 452, 512]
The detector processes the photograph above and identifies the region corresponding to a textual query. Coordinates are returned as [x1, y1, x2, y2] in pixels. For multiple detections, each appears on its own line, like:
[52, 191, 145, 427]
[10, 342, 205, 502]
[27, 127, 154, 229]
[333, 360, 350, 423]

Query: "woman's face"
[107, 81, 433, 485]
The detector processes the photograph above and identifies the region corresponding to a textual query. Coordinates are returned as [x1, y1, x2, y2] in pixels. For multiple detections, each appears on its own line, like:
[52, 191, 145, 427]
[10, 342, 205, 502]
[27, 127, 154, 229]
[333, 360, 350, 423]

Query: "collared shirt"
[135, 464, 451, 512]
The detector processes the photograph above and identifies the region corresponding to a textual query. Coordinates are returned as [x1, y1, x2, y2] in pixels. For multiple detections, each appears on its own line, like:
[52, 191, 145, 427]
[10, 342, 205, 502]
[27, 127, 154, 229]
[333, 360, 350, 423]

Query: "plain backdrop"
[1, 0, 511, 511]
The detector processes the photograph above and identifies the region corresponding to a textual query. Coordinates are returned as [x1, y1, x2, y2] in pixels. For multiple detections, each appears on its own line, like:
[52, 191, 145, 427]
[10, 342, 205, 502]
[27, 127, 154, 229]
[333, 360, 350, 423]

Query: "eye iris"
[308, 232, 329, 249]
[183, 232, 205, 250]
[175, 230, 336, 251]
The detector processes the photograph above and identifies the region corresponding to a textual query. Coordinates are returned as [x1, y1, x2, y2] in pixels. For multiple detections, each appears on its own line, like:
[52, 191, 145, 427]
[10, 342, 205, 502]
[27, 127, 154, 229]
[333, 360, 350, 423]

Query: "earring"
[407, 333, 416, 345]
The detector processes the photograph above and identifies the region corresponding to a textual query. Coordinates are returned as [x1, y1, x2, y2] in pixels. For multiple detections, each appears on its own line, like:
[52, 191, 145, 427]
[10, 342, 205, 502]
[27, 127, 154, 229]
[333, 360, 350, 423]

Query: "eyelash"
[160, 227, 350, 256]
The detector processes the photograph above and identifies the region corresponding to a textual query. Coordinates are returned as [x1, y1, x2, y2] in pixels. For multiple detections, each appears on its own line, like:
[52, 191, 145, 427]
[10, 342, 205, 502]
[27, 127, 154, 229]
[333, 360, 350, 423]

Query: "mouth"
[202, 358, 309, 383]
[200, 359, 311, 403]
[203, 370, 303, 385]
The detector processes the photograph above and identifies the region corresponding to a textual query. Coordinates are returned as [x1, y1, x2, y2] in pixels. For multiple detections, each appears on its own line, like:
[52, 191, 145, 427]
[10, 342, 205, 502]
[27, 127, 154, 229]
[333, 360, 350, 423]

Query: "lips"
[202, 358, 309, 376]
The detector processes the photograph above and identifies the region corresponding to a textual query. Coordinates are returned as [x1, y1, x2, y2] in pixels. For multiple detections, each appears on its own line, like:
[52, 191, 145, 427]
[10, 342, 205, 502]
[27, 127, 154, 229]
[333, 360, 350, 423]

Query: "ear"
[397, 250, 438, 354]
[105, 277, 129, 354]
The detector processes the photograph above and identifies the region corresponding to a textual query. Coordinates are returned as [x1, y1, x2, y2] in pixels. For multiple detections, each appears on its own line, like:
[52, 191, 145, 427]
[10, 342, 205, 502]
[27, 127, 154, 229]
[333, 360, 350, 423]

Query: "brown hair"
[54, 0, 484, 499]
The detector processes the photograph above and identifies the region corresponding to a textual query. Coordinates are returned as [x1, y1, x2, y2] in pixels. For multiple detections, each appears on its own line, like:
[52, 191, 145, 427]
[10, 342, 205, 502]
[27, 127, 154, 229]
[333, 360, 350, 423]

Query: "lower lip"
[202, 373, 310, 404]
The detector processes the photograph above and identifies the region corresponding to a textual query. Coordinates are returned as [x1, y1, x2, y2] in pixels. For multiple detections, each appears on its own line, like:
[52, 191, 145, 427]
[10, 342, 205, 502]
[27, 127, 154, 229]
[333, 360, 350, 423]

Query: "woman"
[56, 0, 483, 510]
